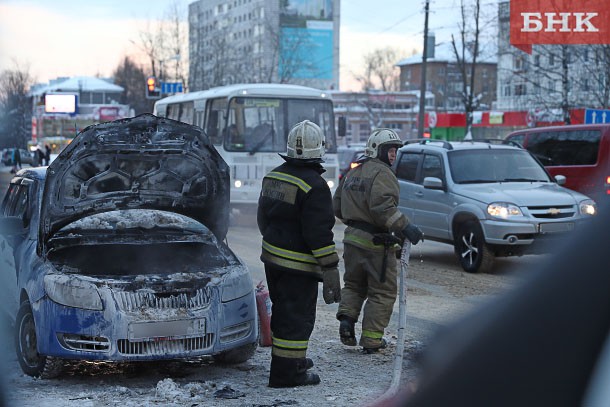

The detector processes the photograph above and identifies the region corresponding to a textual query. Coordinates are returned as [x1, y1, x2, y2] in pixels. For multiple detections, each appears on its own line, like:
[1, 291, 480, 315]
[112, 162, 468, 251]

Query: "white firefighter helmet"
[364, 128, 402, 159]
[286, 120, 325, 160]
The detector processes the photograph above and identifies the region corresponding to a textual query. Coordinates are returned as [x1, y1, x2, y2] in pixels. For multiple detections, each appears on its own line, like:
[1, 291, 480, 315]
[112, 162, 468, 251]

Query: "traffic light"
[146, 76, 161, 99]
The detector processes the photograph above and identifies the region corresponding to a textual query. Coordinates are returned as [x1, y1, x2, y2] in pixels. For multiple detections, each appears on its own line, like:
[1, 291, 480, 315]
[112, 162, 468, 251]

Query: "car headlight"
[327, 180, 335, 189]
[43, 274, 103, 311]
[579, 199, 597, 216]
[221, 266, 254, 302]
[487, 202, 523, 218]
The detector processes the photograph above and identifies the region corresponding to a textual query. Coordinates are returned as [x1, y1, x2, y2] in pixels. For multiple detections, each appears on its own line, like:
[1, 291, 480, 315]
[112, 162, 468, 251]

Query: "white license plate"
[539, 222, 574, 234]
[128, 318, 206, 340]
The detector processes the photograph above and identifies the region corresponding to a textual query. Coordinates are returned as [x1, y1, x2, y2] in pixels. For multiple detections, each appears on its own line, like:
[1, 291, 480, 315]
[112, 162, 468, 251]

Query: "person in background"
[44, 144, 51, 166]
[333, 128, 423, 353]
[36, 146, 45, 166]
[13, 148, 21, 170]
[257, 120, 341, 388]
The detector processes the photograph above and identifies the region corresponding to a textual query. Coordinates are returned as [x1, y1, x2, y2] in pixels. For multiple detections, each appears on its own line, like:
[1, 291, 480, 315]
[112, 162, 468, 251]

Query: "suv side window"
[395, 152, 420, 182]
[421, 154, 443, 182]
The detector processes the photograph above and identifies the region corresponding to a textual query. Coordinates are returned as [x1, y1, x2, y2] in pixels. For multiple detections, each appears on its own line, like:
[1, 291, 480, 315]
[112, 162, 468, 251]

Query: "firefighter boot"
[297, 358, 314, 372]
[268, 355, 320, 388]
[339, 316, 357, 346]
[361, 337, 388, 354]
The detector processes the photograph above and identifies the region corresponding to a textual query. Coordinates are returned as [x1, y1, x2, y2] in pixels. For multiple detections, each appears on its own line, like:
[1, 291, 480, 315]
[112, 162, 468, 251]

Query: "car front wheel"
[455, 221, 494, 273]
[15, 300, 63, 378]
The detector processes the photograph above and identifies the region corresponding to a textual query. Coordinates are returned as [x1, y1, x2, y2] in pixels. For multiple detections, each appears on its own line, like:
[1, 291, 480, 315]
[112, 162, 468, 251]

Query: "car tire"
[15, 300, 63, 379]
[455, 221, 494, 273]
[212, 342, 258, 364]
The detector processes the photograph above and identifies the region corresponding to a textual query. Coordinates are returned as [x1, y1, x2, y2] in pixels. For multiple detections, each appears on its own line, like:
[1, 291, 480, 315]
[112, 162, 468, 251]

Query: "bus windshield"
[223, 97, 336, 154]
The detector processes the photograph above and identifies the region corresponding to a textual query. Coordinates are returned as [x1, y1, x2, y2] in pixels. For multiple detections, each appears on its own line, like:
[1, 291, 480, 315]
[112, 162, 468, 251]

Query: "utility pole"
[418, 0, 430, 139]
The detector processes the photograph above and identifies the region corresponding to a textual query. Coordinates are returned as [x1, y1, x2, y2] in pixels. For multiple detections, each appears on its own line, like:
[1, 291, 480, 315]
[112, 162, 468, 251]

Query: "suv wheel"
[455, 221, 494, 273]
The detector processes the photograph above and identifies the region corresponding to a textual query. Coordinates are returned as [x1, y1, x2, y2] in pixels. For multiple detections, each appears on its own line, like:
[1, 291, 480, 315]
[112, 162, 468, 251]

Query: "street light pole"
[417, 0, 430, 139]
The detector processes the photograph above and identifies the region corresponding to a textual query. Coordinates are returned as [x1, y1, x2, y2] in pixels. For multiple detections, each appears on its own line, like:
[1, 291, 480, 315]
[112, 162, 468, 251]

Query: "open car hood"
[39, 114, 230, 255]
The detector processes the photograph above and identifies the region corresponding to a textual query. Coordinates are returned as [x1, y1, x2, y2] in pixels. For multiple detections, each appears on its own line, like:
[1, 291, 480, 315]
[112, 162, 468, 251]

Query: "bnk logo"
[510, 0, 610, 54]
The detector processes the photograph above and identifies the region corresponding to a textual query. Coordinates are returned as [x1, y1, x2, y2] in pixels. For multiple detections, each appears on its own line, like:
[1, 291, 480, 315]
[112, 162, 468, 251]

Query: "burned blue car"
[0, 114, 258, 378]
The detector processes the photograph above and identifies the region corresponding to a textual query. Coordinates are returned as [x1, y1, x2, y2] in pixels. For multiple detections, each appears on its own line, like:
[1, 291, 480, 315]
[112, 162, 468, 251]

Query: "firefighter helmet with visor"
[364, 128, 402, 159]
[286, 120, 326, 160]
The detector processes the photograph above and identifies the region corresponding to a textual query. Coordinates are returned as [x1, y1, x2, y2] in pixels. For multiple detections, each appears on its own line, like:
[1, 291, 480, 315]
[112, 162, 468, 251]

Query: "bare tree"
[113, 57, 153, 114]
[160, 1, 188, 87]
[450, 0, 482, 139]
[501, 44, 610, 124]
[0, 63, 34, 149]
[134, 1, 188, 88]
[269, 24, 319, 83]
[573, 45, 610, 109]
[355, 47, 402, 92]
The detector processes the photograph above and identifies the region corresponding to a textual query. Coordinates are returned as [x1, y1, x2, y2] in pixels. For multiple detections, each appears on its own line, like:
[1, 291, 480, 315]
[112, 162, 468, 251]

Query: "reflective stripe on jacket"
[257, 161, 339, 279]
[333, 157, 408, 252]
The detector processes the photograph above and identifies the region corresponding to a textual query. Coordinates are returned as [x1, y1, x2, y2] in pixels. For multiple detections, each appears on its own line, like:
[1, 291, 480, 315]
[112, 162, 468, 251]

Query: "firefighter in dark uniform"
[257, 120, 341, 388]
[333, 128, 423, 353]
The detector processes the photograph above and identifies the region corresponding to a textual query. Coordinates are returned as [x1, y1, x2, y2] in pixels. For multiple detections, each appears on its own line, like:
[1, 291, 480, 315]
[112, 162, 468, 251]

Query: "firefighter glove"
[402, 223, 423, 245]
[322, 267, 341, 304]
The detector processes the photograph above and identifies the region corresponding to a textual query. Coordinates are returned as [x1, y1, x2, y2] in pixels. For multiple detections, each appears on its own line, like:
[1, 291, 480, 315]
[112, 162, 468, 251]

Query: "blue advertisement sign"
[279, 0, 334, 80]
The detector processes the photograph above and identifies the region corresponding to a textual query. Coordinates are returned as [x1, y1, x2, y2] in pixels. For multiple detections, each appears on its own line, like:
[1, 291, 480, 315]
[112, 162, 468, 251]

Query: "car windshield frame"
[448, 148, 552, 184]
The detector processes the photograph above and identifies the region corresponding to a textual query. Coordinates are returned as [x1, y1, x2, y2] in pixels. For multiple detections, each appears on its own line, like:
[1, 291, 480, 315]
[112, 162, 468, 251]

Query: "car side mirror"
[0, 216, 26, 236]
[554, 175, 566, 185]
[337, 116, 346, 138]
[423, 176, 444, 190]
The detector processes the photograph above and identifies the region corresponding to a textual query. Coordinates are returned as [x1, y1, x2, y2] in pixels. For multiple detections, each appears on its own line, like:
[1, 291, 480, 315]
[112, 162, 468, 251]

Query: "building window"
[515, 83, 526, 96]
[549, 53, 555, 66]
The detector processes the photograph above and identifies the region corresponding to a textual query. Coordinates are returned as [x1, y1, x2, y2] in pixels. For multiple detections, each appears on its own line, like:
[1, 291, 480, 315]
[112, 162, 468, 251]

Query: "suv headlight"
[487, 202, 523, 219]
[43, 274, 103, 311]
[221, 266, 254, 302]
[579, 199, 597, 216]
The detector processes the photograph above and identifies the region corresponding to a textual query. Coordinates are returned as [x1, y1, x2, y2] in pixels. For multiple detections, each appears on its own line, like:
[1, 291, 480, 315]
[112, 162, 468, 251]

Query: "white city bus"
[153, 83, 343, 205]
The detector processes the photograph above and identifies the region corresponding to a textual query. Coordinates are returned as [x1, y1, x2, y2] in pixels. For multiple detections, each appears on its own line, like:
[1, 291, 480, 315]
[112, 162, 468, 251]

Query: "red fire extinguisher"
[256, 281, 272, 347]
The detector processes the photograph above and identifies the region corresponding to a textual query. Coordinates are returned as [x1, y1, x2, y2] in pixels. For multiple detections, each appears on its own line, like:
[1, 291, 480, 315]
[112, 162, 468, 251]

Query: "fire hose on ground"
[378, 240, 412, 403]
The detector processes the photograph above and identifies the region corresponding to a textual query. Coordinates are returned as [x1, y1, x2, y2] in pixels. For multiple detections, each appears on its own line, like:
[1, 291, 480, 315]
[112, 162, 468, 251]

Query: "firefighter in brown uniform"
[258, 120, 341, 387]
[333, 128, 423, 353]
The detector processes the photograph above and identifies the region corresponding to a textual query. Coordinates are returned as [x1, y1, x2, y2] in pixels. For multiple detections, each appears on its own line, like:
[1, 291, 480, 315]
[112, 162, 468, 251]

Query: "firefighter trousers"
[336, 243, 398, 346]
[265, 265, 319, 359]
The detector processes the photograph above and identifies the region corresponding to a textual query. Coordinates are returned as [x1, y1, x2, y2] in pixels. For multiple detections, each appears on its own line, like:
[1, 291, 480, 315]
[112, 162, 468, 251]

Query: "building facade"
[188, 0, 340, 91]
[330, 90, 434, 144]
[494, 1, 610, 117]
[29, 76, 131, 153]
[397, 43, 497, 113]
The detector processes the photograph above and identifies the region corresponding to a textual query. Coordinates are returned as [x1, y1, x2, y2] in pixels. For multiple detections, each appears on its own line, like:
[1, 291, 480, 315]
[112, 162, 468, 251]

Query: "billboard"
[279, 0, 334, 80]
[44, 93, 78, 114]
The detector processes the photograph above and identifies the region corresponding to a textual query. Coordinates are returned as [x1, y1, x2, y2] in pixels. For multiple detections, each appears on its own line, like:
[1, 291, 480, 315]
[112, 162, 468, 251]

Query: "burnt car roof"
[39, 114, 230, 255]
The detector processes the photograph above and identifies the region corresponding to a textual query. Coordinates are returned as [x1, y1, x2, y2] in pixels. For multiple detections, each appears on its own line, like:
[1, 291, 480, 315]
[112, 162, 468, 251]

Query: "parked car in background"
[338, 143, 366, 180]
[505, 124, 610, 204]
[393, 139, 597, 273]
[1, 148, 35, 166]
[0, 114, 258, 378]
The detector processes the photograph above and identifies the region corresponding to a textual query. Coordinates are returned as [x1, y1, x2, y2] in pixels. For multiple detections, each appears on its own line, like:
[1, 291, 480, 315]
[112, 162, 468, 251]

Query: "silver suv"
[393, 140, 597, 273]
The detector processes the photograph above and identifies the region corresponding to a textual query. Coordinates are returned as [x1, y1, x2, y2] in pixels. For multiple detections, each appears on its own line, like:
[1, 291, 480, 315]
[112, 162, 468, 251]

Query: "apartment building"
[188, 0, 340, 91]
[494, 1, 610, 115]
[397, 42, 497, 113]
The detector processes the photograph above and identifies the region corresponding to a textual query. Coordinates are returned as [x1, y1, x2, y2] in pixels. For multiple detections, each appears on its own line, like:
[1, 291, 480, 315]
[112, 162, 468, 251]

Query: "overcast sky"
[0, 0, 498, 91]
